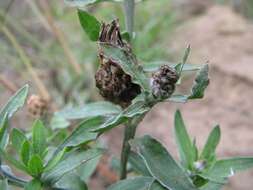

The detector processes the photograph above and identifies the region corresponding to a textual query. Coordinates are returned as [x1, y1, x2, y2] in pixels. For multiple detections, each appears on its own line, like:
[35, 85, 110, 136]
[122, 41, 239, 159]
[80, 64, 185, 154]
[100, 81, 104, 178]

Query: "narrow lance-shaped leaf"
[78, 9, 100, 41]
[128, 151, 151, 176]
[42, 148, 105, 185]
[99, 43, 150, 92]
[65, 0, 125, 7]
[0, 148, 29, 173]
[32, 120, 47, 157]
[200, 125, 221, 161]
[130, 135, 198, 190]
[149, 181, 168, 190]
[93, 101, 149, 132]
[55, 172, 88, 190]
[20, 140, 31, 166]
[44, 148, 67, 173]
[53, 116, 105, 157]
[56, 101, 122, 120]
[10, 128, 27, 152]
[188, 64, 209, 99]
[65, 0, 109, 7]
[199, 181, 225, 190]
[50, 115, 70, 130]
[175, 45, 191, 76]
[142, 61, 202, 73]
[77, 154, 102, 182]
[0, 84, 29, 124]
[0, 179, 9, 190]
[28, 155, 44, 177]
[0, 114, 8, 149]
[174, 110, 195, 169]
[25, 179, 42, 190]
[201, 157, 253, 183]
[108, 176, 155, 190]
[168, 64, 209, 103]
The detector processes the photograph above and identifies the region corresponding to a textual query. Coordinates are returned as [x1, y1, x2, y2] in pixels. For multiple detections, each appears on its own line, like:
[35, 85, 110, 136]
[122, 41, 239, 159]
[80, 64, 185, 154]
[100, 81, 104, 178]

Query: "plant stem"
[120, 116, 143, 179]
[119, 0, 136, 180]
[123, 0, 135, 38]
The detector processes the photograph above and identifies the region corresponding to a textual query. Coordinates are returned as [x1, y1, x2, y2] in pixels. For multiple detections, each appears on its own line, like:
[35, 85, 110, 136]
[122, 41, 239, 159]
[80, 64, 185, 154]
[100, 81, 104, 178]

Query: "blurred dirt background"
[1, 0, 253, 189]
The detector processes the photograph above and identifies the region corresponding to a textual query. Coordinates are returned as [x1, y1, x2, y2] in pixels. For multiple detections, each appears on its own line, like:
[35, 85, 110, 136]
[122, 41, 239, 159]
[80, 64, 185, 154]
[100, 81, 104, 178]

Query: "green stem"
[123, 0, 135, 38]
[120, 116, 143, 179]
[119, 0, 137, 180]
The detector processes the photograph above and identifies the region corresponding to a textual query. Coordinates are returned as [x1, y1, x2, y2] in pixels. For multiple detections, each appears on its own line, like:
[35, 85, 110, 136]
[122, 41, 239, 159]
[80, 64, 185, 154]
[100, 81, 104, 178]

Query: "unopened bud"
[27, 94, 48, 118]
[151, 65, 179, 100]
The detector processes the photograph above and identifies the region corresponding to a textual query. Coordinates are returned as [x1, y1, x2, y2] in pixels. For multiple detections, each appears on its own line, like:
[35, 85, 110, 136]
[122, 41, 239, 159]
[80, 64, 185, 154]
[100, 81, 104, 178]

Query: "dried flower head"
[151, 65, 179, 100]
[27, 94, 48, 118]
[95, 19, 141, 106]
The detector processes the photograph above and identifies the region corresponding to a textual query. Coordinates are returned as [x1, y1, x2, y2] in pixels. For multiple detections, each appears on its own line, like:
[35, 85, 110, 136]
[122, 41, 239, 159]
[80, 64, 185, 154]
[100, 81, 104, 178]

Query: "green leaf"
[20, 140, 31, 166]
[54, 117, 104, 155]
[199, 181, 224, 190]
[168, 64, 209, 103]
[27, 155, 44, 177]
[0, 114, 9, 149]
[32, 120, 47, 157]
[0, 85, 29, 124]
[121, 31, 131, 42]
[99, 43, 150, 92]
[78, 9, 100, 41]
[142, 61, 202, 73]
[0, 148, 28, 173]
[77, 154, 101, 182]
[65, 0, 123, 7]
[42, 148, 104, 185]
[65, 0, 106, 7]
[175, 45, 191, 75]
[174, 110, 195, 169]
[56, 101, 122, 120]
[149, 181, 167, 190]
[201, 157, 253, 183]
[93, 101, 149, 132]
[188, 65, 209, 99]
[50, 115, 70, 130]
[128, 151, 151, 176]
[200, 126, 221, 161]
[55, 172, 88, 190]
[168, 94, 188, 103]
[0, 85, 28, 150]
[130, 135, 198, 190]
[44, 148, 67, 172]
[108, 176, 154, 190]
[25, 179, 42, 190]
[0, 179, 9, 190]
[10, 128, 27, 152]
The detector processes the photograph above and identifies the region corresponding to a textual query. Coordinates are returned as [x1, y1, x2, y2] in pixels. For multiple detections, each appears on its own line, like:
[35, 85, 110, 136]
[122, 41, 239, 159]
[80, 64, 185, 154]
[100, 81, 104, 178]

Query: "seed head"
[27, 94, 48, 118]
[151, 65, 179, 100]
[95, 19, 141, 106]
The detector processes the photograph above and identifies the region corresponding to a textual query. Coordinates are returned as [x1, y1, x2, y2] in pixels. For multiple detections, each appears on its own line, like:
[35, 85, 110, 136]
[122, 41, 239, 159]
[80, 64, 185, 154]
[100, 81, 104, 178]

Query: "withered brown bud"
[151, 65, 179, 99]
[95, 19, 141, 106]
[27, 94, 48, 118]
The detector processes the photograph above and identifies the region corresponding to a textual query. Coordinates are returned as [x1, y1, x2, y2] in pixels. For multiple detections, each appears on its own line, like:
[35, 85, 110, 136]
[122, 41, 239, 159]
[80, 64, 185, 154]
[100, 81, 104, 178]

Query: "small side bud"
[151, 65, 179, 100]
[193, 160, 207, 172]
[27, 94, 48, 118]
